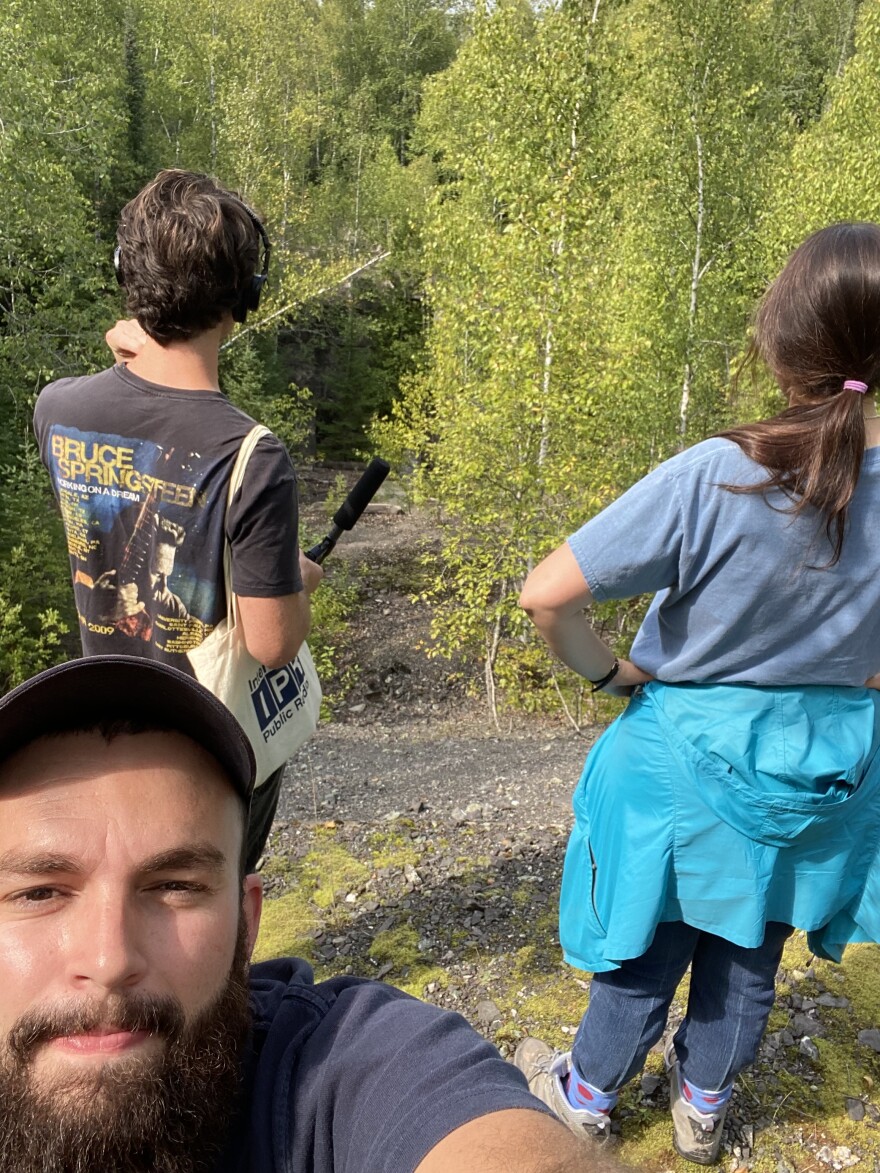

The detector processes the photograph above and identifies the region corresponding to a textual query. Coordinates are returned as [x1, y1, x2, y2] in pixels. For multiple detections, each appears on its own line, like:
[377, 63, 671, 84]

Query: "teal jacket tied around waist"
[559, 681, 880, 973]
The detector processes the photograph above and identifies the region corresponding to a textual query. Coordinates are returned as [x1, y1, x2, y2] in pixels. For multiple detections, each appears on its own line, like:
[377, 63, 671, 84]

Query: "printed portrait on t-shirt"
[44, 425, 227, 661]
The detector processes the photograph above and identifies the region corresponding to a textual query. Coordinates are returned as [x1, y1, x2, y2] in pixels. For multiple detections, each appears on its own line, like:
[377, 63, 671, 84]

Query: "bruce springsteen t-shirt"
[35, 364, 302, 673]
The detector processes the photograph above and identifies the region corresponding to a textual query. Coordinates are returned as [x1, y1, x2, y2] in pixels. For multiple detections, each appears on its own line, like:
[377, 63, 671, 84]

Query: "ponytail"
[719, 222, 880, 565]
[720, 386, 866, 564]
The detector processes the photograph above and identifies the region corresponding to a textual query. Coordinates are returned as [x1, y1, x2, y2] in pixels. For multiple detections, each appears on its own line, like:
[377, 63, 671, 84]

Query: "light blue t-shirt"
[567, 437, 880, 685]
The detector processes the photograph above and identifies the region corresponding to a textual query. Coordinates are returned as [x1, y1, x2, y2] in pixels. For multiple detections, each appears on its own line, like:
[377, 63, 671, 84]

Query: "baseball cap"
[0, 656, 255, 802]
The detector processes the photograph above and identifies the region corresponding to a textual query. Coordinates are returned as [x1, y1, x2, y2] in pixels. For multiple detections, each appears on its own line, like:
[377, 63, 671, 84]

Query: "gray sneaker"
[513, 1038, 615, 1144]
[664, 1040, 728, 1165]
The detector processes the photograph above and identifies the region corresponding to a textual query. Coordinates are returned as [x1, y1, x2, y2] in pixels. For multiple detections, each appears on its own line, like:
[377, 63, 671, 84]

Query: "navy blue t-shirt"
[216, 958, 550, 1172]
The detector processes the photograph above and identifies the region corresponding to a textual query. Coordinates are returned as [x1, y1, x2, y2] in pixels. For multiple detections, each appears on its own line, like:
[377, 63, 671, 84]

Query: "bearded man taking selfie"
[0, 655, 623, 1173]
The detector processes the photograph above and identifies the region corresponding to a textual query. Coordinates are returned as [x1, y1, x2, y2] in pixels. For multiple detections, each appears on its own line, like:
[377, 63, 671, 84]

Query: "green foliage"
[284, 271, 426, 460]
[220, 335, 314, 453]
[7, 0, 880, 708]
[304, 564, 361, 714]
[1, 0, 455, 689]
[0, 594, 68, 693]
[0, 444, 73, 690]
[764, 0, 880, 264]
[383, 0, 612, 683]
[380, 0, 855, 711]
[136, 0, 453, 460]
[0, 0, 126, 425]
[0, 0, 131, 687]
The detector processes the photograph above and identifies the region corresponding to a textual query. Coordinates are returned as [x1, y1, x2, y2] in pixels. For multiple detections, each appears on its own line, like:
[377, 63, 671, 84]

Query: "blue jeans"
[571, 920, 793, 1092]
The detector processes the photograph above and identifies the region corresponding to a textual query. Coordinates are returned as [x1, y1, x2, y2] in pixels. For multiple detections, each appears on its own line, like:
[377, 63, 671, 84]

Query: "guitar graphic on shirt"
[113, 475, 163, 639]
[79, 447, 186, 641]
[116, 447, 189, 639]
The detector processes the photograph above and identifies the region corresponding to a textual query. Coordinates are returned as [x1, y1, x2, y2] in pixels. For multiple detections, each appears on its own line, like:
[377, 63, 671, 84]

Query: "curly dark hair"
[116, 169, 262, 343]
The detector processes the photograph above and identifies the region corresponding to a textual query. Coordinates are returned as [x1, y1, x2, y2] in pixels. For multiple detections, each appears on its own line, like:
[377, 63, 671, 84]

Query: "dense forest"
[1, 0, 877, 703]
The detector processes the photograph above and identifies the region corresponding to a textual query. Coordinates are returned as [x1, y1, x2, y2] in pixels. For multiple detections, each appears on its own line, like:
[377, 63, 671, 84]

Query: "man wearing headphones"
[34, 169, 319, 870]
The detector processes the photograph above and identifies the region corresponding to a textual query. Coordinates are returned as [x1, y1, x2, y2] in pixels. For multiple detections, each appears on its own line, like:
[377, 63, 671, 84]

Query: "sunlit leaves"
[382, 0, 850, 709]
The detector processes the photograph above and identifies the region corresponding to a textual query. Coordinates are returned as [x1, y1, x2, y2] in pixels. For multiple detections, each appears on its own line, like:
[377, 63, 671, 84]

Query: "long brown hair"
[721, 222, 880, 563]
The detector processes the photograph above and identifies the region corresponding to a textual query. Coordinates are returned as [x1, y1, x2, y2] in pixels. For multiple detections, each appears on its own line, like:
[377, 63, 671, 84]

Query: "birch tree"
[377, 0, 611, 712]
[764, 0, 880, 267]
[382, 0, 845, 711]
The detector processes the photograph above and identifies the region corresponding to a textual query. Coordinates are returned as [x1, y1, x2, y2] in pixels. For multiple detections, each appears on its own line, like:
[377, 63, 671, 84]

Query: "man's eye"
[13, 887, 61, 904]
[154, 880, 208, 894]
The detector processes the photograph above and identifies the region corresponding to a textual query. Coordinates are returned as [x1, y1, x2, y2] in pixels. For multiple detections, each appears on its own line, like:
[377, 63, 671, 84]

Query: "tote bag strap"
[221, 425, 272, 625]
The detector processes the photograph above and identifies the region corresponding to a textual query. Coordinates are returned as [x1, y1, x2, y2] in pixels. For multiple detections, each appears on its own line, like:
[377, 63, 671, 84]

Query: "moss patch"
[368, 924, 450, 998]
[253, 828, 370, 963]
[253, 888, 318, 963]
[301, 829, 370, 911]
[743, 941, 880, 1169]
[370, 924, 421, 968]
[838, 943, 880, 1029]
[511, 884, 534, 909]
[366, 827, 420, 870]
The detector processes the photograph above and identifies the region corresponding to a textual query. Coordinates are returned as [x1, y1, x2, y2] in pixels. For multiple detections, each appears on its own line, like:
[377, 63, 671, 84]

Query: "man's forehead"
[0, 731, 243, 869]
[0, 727, 232, 792]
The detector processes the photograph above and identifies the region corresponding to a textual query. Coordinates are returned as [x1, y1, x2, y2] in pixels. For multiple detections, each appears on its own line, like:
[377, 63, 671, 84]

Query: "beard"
[0, 918, 253, 1173]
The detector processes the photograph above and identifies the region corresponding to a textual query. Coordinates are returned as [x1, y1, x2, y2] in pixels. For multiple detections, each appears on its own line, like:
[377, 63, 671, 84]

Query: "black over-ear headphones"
[113, 199, 271, 325]
[233, 203, 271, 324]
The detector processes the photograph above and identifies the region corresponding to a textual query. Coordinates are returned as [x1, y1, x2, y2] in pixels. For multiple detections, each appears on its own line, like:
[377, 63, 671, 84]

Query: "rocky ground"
[255, 480, 880, 1173]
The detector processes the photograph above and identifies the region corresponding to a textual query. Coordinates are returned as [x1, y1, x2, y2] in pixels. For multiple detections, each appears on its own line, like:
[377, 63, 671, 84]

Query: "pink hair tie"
[844, 379, 870, 393]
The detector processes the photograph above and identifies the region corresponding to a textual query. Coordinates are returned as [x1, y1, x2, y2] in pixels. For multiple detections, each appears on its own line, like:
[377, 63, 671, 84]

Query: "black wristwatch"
[589, 658, 620, 693]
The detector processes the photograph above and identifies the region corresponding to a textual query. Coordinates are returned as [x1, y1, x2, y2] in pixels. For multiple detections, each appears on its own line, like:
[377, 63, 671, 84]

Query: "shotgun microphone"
[305, 458, 391, 564]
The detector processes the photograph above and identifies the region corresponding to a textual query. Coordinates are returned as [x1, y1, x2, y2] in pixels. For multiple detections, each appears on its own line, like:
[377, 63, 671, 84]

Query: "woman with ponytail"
[515, 223, 880, 1165]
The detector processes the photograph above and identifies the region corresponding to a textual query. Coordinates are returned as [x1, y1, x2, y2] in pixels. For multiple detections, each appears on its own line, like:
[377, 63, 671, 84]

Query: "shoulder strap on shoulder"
[226, 424, 272, 509]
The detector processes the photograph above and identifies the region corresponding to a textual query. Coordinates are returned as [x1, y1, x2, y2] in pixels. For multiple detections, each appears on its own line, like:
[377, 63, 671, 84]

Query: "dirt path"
[281, 489, 592, 828]
[280, 720, 586, 827]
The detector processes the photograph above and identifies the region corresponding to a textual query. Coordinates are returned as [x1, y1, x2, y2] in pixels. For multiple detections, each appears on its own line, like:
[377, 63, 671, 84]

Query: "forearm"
[415, 1109, 631, 1172]
[237, 551, 323, 668]
[520, 545, 612, 681]
[238, 590, 310, 668]
[526, 606, 615, 683]
[520, 543, 652, 694]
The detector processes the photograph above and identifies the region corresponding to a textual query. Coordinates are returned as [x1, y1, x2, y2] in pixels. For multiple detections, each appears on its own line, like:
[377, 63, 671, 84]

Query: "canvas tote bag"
[188, 425, 322, 785]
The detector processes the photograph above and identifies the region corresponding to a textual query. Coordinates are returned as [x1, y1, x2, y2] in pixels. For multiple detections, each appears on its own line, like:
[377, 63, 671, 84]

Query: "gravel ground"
[278, 723, 585, 826]
[283, 481, 592, 833]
